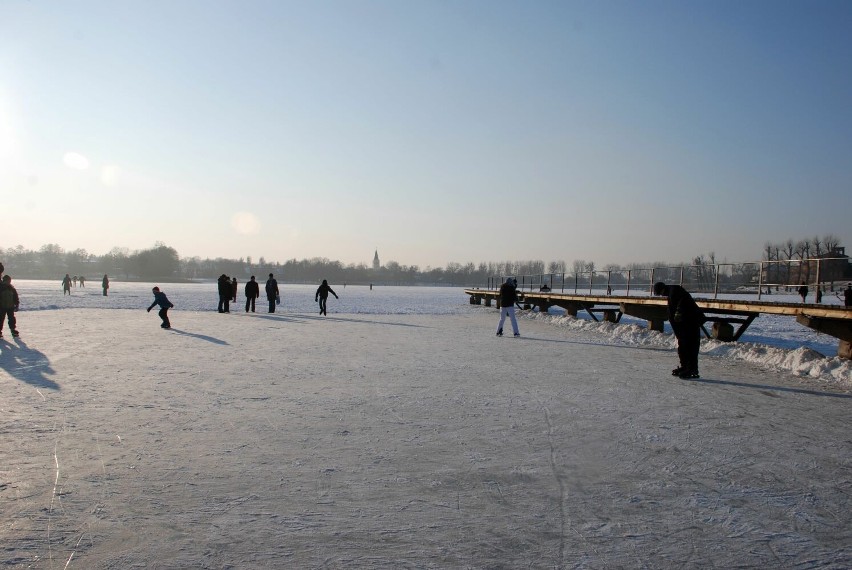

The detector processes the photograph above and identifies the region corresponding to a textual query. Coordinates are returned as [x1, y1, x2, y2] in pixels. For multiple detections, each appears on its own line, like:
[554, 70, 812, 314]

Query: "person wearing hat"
[653, 281, 705, 379]
[0, 274, 20, 338]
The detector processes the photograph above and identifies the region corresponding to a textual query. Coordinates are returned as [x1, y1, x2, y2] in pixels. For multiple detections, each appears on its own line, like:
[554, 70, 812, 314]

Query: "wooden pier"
[464, 289, 852, 359]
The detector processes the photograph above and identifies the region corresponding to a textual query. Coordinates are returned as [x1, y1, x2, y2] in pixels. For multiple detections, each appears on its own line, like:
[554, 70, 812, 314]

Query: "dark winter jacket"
[661, 285, 705, 326]
[265, 278, 279, 300]
[148, 291, 174, 311]
[217, 275, 231, 297]
[0, 283, 19, 310]
[245, 279, 260, 299]
[315, 281, 338, 301]
[499, 281, 518, 307]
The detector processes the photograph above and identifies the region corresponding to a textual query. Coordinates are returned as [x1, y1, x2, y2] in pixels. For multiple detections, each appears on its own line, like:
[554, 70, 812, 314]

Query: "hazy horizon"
[2, 1, 850, 268]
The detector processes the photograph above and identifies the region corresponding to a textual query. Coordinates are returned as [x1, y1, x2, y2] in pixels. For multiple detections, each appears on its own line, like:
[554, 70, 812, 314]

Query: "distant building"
[815, 246, 851, 281]
[373, 250, 381, 271]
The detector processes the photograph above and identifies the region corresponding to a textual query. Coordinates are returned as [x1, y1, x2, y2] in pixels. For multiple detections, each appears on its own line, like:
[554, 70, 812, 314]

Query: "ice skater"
[653, 281, 706, 379]
[0, 274, 20, 338]
[62, 273, 72, 295]
[496, 277, 520, 337]
[315, 279, 339, 315]
[147, 286, 174, 329]
[102, 274, 109, 296]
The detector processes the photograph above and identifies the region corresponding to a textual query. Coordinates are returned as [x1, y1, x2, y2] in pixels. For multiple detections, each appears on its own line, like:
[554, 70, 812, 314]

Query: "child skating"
[147, 286, 174, 329]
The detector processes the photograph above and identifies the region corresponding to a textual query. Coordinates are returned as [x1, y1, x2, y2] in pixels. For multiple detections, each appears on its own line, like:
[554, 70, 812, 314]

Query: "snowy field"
[1, 281, 851, 568]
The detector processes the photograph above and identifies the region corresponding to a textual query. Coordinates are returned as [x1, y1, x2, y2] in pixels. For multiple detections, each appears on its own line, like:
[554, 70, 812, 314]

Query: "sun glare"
[231, 211, 261, 235]
[63, 152, 90, 170]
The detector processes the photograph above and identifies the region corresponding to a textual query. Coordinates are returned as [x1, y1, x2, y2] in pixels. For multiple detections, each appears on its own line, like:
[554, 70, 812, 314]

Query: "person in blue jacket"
[147, 286, 174, 329]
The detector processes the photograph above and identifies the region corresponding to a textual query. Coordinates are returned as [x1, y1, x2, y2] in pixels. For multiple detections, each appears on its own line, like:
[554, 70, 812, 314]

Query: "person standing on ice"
[102, 274, 109, 296]
[0, 274, 20, 338]
[62, 273, 72, 295]
[217, 274, 231, 313]
[265, 273, 279, 313]
[244, 275, 260, 312]
[496, 277, 520, 337]
[231, 277, 238, 303]
[653, 282, 706, 379]
[147, 286, 174, 329]
[315, 279, 339, 316]
[798, 282, 808, 303]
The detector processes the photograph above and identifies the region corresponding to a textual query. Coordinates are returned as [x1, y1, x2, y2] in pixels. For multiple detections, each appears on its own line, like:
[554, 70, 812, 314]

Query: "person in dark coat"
[244, 275, 260, 313]
[265, 273, 279, 313]
[845, 284, 852, 308]
[798, 282, 808, 303]
[315, 279, 339, 316]
[62, 274, 72, 295]
[653, 282, 706, 379]
[0, 274, 20, 338]
[231, 277, 238, 302]
[102, 274, 109, 296]
[147, 286, 174, 329]
[496, 277, 520, 337]
[217, 274, 231, 313]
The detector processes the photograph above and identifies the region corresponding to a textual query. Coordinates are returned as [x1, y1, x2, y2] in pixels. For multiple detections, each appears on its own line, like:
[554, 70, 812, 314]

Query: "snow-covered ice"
[1, 281, 850, 567]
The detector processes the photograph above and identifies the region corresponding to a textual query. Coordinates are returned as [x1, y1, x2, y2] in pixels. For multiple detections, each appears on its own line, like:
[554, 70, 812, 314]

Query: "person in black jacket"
[147, 286, 174, 329]
[496, 277, 520, 337]
[653, 282, 705, 379]
[244, 275, 260, 313]
[217, 274, 231, 313]
[315, 279, 339, 316]
[265, 273, 279, 313]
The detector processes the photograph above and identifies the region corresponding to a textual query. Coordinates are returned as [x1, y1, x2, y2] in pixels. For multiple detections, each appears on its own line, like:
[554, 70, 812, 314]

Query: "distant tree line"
[1, 235, 847, 287]
[0, 242, 562, 286]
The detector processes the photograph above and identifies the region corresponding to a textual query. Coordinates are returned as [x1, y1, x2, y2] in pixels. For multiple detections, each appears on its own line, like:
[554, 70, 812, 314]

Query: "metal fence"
[488, 258, 851, 301]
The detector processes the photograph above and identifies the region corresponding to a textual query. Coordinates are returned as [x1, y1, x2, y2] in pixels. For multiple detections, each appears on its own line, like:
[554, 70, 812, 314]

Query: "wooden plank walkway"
[464, 289, 852, 359]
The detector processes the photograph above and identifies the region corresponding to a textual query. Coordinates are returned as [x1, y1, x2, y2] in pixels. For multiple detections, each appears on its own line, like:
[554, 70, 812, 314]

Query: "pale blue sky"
[2, 1, 850, 269]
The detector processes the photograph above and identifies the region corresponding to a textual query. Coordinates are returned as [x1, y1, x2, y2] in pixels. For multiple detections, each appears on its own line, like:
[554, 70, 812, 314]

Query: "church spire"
[373, 249, 380, 271]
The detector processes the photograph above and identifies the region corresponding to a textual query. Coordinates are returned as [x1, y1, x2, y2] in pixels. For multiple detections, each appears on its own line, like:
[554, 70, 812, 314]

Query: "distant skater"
[62, 274, 72, 295]
[73, 275, 78, 287]
[496, 277, 520, 337]
[265, 273, 279, 313]
[231, 277, 238, 303]
[102, 274, 109, 296]
[843, 284, 852, 308]
[217, 274, 231, 313]
[653, 282, 706, 379]
[0, 274, 20, 338]
[798, 282, 808, 303]
[816, 288, 822, 304]
[79, 275, 85, 287]
[315, 279, 339, 316]
[147, 286, 174, 329]
[244, 275, 260, 313]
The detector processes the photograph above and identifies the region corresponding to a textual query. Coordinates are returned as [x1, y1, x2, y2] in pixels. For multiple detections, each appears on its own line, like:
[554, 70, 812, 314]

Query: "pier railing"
[488, 258, 850, 301]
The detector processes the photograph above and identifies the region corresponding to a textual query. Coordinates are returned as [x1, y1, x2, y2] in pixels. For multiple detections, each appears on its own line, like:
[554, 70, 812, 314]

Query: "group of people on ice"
[145, 274, 341, 329]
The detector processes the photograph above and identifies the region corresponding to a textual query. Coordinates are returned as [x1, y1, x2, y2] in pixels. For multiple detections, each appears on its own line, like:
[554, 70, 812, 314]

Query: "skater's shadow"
[166, 329, 229, 345]
[518, 336, 672, 354]
[692, 377, 852, 399]
[0, 337, 61, 391]
[301, 315, 429, 328]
